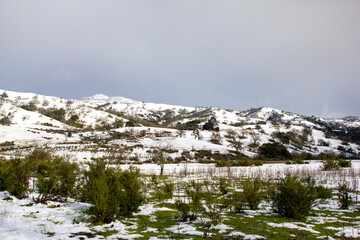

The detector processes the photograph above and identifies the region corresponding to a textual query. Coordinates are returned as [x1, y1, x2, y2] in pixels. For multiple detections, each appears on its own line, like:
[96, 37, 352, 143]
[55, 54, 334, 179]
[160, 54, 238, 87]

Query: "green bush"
[39, 108, 66, 122]
[0, 158, 32, 199]
[202, 202, 223, 225]
[268, 175, 331, 220]
[229, 191, 245, 213]
[338, 182, 352, 209]
[259, 142, 291, 159]
[175, 199, 196, 222]
[34, 156, 79, 203]
[179, 180, 206, 220]
[242, 178, 264, 210]
[81, 160, 143, 223]
[322, 159, 351, 171]
[20, 102, 37, 112]
[338, 159, 352, 168]
[322, 159, 340, 171]
[215, 159, 255, 167]
[218, 177, 230, 195]
[154, 181, 174, 202]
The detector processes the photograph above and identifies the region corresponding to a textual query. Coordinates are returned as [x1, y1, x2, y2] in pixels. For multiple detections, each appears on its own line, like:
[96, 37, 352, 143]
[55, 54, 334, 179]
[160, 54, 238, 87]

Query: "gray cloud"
[0, 0, 359, 117]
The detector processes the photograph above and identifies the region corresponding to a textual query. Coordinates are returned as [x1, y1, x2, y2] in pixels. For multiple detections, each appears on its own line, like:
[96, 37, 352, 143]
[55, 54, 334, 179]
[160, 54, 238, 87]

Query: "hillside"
[0, 89, 359, 160]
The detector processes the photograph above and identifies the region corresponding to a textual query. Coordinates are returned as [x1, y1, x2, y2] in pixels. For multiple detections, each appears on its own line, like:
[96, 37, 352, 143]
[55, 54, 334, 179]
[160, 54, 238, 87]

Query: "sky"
[0, 0, 360, 118]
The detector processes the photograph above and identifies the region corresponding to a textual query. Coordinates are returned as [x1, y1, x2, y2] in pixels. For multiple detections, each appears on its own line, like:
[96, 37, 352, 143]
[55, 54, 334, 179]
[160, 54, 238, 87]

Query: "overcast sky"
[1, 1, 359, 118]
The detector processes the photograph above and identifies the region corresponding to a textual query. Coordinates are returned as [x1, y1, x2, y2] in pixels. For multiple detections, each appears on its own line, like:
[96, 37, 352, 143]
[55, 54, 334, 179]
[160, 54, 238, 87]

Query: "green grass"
[125, 174, 360, 239]
[131, 211, 180, 239]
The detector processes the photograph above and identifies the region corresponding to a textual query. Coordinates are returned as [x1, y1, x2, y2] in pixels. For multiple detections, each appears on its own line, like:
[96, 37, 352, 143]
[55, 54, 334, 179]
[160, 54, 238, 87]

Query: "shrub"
[322, 159, 340, 171]
[163, 182, 174, 198]
[28, 148, 52, 161]
[268, 175, 331, 220]
[338, 159, 352, 168]
[0, 158, 32, 199]
[229, 191, 245, 213]
[21, 102, 37, 112]
[181, 180, 206, 219]
[289, 158, 305, 164]
[155, 181, 174, 202]
[203, 118, 217, 131]
[180, 120, 201, 130]
[0, 116, 12, 126]
[202, 202, 223, 225]
[117, 167, 144, 217]
[242, 178, 264, 210]
[259, 142, 291, 159]
[39, 108, 66, 122]
[175, 199, 196, 222]
[338, 182, 353, 209]
[218, 177, 230, 195]
[34, 156, 79, 203]
[81, 160, 143, 223]
[238, 159, 254, 166]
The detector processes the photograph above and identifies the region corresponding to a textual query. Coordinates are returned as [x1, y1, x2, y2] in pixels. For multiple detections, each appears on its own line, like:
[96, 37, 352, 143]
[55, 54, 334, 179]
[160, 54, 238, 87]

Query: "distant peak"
[84, 94, 109, 100]
[82, 93, 140, 104]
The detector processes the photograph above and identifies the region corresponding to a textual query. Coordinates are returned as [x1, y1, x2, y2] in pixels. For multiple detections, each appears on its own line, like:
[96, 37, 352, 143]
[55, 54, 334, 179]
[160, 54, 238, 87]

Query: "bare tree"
[250, 132, 260, 145]
[230, 139, 243, 153]
[153, 148, 167, 176]
[192, 128, 202, 140]
[210, 132, 222, 145]
[225, 129, 237, 142]
[177, 129, 185, 138]
[153, 141, 172, 176]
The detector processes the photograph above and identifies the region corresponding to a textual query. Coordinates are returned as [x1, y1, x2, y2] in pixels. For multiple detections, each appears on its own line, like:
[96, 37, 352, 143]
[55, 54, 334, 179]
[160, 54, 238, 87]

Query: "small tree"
[202, 117, 218, 131]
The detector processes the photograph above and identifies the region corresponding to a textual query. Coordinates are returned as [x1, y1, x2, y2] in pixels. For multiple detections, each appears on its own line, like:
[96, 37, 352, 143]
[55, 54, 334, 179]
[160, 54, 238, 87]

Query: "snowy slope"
[0, 89, 359, 158]
[0, 89, 126, 128]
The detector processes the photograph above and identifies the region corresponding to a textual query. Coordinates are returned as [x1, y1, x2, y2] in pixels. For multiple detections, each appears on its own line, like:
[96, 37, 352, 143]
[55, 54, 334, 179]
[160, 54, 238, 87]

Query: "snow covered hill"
[0, 90, 126, 129]
[0, 89, 359, 159]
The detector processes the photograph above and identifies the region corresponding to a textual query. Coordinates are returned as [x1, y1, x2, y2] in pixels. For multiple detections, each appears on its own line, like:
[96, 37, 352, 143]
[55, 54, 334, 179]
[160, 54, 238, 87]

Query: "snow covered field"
[120, 160, 360, 191]
[1, 161, 359, 239]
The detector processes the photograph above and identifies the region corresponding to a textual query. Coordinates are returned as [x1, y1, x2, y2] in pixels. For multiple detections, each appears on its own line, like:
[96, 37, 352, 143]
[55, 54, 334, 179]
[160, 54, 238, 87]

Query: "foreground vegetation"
[0, 149, 359, 239]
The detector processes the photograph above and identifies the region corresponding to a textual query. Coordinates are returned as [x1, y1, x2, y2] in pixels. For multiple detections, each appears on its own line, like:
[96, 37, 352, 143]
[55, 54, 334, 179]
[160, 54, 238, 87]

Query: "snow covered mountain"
[0, 89, 359, 159]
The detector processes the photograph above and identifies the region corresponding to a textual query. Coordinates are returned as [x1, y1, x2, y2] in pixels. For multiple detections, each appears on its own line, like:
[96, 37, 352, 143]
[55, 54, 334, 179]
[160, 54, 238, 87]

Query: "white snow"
[165, 223, 203, 236]
[267, 222, 320, 234]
